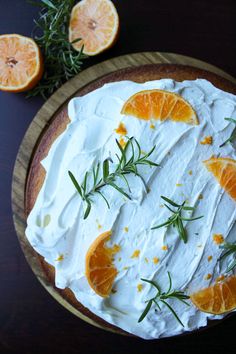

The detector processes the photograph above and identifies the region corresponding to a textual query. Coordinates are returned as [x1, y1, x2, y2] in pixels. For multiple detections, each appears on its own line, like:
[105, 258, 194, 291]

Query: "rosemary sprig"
[218, 242, 236, 272]
[219, 118, 236, 147]
[27, 0, 87, 99]
[69, 137, 159, 219]
[151, 196, 203, 243]
[138, 272, 190, 326]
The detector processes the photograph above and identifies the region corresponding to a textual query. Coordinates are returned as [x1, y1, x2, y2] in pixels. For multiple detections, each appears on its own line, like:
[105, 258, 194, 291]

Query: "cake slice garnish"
[85, 231, 120, 297]
[190, 276, 236, 314]
[121, 89, 198, 125]
[203, 157, 236, 201]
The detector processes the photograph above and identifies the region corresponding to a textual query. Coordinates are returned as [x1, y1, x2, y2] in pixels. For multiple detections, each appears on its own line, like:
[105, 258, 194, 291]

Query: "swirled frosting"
[26, 79, 236, 339]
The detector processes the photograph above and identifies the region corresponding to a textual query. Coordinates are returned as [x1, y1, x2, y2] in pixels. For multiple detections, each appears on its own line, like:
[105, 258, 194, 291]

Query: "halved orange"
[190, 276, 236, 314]
[69, 0, 119, 56]
[203, 157, 236, 201]
[0, 34, 43, 92]
[121, 89, 198, 124]
[85, 231, 119, 297]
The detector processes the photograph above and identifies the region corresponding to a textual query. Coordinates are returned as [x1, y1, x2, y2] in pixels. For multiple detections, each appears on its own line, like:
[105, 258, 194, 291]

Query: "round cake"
[25, 64, 236, 339]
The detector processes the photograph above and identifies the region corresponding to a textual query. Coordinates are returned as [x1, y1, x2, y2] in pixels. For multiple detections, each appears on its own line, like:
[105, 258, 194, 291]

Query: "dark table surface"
[1, 0, 236, 353]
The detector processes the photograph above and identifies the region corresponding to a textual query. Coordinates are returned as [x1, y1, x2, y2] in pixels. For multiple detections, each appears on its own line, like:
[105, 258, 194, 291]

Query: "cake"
[25, 65, 236, 339]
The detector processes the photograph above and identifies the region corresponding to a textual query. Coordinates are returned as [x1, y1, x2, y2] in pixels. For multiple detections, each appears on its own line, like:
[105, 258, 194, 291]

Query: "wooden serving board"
[12, 52, 236, 335]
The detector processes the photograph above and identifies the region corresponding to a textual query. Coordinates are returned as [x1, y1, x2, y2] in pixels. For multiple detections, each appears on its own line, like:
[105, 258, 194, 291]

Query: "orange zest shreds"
[131, 250, 140, 258]
[150, 123, 155, 129]
[203, 157, 236, 201]
[207, 255, 213, 262]
[216, 275, 226, 282]
[190, 276, 236, 314]
[213, 234, 224, 245]
[162, 245, 168, 251]
[0, 34, 43, 92]
[119, 137, 126, 148]
[200, 136, 213, 145]
[153, 257, 159, 264]
[55, 254, 64, 262]
[121, 89, 198, 125]
[115, 122, 127, 135]
[96, 219, 102, 230]
[85, 231, 119, 297]
[69, 0, 119, 56]
[124, 227, 129, 232]
[204, 273, 212, 280]
[112, 244, 121, 253]
[137, 284, 143, 292]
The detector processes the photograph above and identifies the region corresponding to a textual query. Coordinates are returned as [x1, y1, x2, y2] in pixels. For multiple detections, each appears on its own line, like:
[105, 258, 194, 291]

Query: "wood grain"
[12, 52, 236, 337]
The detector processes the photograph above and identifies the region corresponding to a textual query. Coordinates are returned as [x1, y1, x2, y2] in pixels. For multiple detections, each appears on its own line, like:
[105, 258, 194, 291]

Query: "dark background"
[1, 0, 236, 353]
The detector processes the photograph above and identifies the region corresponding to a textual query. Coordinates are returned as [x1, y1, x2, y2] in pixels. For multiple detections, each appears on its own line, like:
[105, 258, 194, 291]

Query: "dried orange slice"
[69, 0, 119, 56]
[0, 34, 43, 92]
[85, 231, 119, 297]
[203, 157, 236, 201]
[121, 89, 198, 124]
[190, 276, 236, 314]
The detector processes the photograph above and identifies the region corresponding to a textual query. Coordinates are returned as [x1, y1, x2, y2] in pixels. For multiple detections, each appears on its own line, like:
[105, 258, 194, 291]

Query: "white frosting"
[26, 79, 236, 339]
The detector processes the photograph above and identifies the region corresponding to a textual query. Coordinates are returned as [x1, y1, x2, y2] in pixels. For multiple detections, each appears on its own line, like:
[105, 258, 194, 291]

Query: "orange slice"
[190, 276, 236, 314]
[0, 34, 43, 92]
[203, 157, 236, 201]
[85, 231, 119, 297]
[69, 0, 119, 56]
[121, 89, 198, 124]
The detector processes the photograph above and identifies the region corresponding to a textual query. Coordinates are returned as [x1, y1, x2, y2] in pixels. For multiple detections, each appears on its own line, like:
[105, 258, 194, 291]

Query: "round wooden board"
[12, 52, 236, 336]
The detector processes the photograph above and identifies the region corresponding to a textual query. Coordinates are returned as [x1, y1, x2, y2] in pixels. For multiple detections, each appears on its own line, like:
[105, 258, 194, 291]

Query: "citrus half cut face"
[69, 0, 119, 56]
[0, 34, 43, 92]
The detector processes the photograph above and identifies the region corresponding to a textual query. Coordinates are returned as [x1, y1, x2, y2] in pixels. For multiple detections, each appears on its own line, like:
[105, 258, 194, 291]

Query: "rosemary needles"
[219, 118, 236, 147]
[138, 272, 189, 326]
[218, 242, 236, 272]
[27, 0, 87, 99]
[151, 196, 203, 243]
[69, 137, 159, 219]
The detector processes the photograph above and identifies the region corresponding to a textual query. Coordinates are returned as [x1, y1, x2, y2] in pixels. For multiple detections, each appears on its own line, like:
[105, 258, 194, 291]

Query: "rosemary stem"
[69, 137, 158, 218]
[151, 196, 203, 244]
[138, 273, 189, 325]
